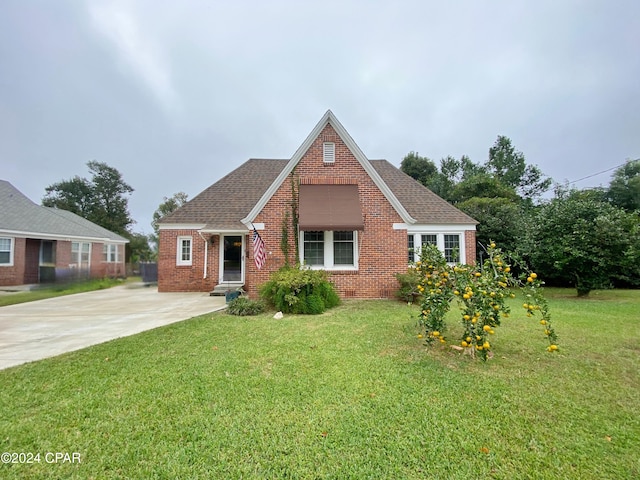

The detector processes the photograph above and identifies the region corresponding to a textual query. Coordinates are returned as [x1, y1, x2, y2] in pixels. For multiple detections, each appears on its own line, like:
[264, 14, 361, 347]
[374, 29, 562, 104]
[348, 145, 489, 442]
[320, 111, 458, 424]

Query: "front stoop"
[209, 284, 244, 296]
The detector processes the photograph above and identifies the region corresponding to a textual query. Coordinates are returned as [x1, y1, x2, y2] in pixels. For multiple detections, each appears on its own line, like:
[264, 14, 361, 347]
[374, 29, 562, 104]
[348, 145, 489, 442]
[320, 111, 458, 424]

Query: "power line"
[568, 162, 627, 185]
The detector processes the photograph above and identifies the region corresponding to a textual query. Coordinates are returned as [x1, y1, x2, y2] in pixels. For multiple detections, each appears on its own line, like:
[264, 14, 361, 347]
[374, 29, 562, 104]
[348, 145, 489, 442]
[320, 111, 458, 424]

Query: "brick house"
[0, 180, 128, 286]
[158, 110, 477, 298]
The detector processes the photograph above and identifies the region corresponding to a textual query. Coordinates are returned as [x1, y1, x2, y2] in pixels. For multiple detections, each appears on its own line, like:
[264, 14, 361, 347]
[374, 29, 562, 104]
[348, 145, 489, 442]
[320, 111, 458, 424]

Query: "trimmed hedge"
[259, 266, 340, 314]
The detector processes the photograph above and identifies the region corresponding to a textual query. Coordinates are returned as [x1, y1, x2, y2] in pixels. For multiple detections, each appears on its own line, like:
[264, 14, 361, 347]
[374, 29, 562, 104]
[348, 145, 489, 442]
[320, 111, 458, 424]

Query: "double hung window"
[177, 237, 192, 266]
[0, 237, 13, 265]
[302, 231, 357, 269]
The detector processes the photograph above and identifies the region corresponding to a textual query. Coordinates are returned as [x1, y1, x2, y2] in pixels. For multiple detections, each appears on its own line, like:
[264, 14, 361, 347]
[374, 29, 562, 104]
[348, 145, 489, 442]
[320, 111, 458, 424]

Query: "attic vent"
[323, 142, 335, 163]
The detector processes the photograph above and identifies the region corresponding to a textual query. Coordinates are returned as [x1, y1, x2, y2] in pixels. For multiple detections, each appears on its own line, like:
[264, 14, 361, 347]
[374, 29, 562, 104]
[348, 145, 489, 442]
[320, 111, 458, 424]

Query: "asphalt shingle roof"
[161, 159, 289, 230]
[370, 160, 478, 225]
[0, 180, 128, 242]
[160, 158, 476, 230]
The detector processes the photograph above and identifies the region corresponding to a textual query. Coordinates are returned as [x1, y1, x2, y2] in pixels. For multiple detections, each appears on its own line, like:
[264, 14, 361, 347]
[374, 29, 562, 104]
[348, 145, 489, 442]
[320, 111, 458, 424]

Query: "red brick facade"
[0, 237, 126, 286]
[158, 123, 477, 298]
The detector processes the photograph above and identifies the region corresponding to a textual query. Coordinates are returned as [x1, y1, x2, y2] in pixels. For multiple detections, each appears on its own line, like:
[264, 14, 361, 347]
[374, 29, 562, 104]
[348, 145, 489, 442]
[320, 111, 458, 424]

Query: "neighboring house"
[0, 180, 129, 286]
[158, 110, 477, 298]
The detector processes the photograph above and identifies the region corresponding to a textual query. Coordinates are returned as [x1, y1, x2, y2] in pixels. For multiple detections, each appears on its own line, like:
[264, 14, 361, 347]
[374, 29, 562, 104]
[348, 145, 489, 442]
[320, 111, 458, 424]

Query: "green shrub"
[226, 297, 265, 316]
[394, 269, 422, 302]
[259, 266, 340, 314]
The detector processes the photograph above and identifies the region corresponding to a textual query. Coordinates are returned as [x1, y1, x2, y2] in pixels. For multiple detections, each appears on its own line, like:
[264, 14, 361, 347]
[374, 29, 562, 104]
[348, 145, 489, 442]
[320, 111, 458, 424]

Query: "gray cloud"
[2, 0, 639, 232]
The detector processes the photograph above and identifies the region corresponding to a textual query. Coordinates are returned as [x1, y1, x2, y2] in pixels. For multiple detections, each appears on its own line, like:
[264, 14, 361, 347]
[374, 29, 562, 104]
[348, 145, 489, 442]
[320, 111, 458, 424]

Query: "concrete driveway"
[0, 285, 226, 370]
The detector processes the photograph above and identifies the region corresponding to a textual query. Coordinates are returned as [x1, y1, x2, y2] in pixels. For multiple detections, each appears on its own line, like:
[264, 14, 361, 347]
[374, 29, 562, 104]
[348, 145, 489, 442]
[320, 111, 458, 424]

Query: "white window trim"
[103, 243, 119, 263]
[71, 242, 92, 269]
[408, 232, 465, 265]
[0, 237, 14, 267]
[177, 236, 193, 266]
[300, 230, 358, 271]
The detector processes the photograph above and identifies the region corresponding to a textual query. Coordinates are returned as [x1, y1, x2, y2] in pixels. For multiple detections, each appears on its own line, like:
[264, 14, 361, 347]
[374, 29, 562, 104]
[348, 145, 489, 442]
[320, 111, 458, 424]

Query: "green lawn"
[1, 289, 638, 479]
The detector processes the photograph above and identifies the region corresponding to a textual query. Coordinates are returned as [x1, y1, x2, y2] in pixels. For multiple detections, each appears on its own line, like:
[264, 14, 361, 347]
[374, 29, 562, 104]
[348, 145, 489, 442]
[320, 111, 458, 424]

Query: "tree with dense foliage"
[43, 161, 134, 235]
[126, 232, 154, 263]
[400, 152, 437, 186]
[526, 189, 640, 296]
[403, 136, 551, 205]
[607, 159, 640, 212]
[150, 192, 189, 247]
[486, 136, 552, 201]
[457, 197, 524, 257]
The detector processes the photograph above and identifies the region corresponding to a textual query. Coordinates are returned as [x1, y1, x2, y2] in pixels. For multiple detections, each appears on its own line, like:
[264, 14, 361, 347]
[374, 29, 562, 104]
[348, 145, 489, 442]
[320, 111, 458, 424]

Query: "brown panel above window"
[298, 184, 364, 231]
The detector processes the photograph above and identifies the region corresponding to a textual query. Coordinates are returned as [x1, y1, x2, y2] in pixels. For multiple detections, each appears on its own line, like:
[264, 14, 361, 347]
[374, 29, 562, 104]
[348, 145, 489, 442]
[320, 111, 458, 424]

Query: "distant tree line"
[401, 138, 640, 296]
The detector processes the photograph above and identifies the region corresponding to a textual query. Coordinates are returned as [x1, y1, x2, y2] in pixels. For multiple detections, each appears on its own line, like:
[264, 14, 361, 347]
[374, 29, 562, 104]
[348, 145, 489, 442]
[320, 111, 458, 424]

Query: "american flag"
[252, 228, 267, 270]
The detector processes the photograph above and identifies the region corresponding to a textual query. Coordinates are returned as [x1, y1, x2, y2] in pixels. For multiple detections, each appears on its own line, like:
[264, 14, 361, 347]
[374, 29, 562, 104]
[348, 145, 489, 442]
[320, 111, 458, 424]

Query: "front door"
[222, 235, 243, 283]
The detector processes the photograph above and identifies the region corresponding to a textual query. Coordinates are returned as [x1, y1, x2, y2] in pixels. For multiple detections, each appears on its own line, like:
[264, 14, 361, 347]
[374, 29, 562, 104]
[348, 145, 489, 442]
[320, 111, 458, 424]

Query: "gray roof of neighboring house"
[0, 180, 129, 242]
[160, 158, 476, 230]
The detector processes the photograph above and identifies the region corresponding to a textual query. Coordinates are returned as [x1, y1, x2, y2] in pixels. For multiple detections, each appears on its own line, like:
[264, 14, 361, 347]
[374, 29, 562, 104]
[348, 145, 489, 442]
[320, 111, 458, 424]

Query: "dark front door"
[222, 235, 242, 282]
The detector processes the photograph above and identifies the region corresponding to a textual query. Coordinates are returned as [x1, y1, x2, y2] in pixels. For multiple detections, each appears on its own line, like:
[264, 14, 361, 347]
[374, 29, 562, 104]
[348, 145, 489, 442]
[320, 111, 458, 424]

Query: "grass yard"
[0, 289, 638, 479]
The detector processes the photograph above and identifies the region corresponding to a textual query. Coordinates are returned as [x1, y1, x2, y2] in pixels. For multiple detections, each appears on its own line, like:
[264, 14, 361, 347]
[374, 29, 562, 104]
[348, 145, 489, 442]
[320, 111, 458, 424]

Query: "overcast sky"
[2, 1, 639, 234]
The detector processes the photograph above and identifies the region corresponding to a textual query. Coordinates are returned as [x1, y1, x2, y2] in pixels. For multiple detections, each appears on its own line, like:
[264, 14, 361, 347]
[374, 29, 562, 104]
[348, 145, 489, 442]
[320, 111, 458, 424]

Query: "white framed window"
[177, 236, 192, 266]
[408, 233, 462, 264]
[323, 142, 335, 163]
[0, 237, 14, 266]
[71, 242, 91, 270]
[301, 231, 357, 270]
[103, 244, 119, 263]
[444, 234, 461, 263]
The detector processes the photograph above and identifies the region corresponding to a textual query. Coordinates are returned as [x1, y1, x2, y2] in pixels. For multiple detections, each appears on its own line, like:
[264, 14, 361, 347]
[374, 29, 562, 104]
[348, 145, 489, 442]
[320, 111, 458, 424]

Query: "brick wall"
[158, 229, 218, 292]
[0, 238, 25, 286]
[0, 238, 128, 286]
[464, 230, 477, 265]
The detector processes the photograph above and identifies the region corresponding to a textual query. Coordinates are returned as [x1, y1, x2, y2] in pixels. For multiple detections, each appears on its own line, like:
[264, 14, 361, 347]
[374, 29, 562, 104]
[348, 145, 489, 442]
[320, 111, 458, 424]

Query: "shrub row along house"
[158, 111, 477, 298]
[0, 180, 128, 286]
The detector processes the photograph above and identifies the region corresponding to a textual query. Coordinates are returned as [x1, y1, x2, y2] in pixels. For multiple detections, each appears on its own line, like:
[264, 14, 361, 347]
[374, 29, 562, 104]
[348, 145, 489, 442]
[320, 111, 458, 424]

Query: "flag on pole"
[252, 228, 266, 270]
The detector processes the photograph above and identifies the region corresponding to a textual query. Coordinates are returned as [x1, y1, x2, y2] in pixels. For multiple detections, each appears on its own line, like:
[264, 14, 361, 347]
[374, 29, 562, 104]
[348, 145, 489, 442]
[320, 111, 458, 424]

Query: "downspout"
[197, 231, 208, 279]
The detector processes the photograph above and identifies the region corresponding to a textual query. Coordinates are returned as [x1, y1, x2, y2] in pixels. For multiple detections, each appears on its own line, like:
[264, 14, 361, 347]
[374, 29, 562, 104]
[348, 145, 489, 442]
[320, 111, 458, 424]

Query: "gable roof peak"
[241, 110, 417, 226]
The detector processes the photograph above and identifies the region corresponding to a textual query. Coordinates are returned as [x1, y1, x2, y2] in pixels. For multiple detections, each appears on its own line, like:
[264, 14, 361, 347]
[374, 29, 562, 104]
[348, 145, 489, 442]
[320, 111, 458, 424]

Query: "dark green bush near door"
[259, 266, 340, 314]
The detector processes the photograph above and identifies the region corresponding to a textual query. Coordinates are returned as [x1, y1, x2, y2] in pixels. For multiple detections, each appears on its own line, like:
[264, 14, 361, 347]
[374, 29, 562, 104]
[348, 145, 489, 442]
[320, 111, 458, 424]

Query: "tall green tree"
[607, 159, 640, 212]
[487, 136, 552, 201]
[457, 197, 524, 258]
[400, 152, 437, 186]
[150, 192, 189, 247]
[526, 189, 640, 296]
[43, 161, 134, 235]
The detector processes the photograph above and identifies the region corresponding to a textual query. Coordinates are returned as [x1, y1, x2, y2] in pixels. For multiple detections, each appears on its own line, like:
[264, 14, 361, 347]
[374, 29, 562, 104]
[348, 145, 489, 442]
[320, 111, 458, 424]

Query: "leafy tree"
[43, 161, 134, 235]
[607, 159, 640, 212]
[400, 152, 437, 186]
[125, 232, 154, 263]
[487, 136, 551, 201]
[449, 173, 519, 204]
[150, 192, 189, 247]
[457, 197, 524, 259]
[526, 189, 640, 296]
